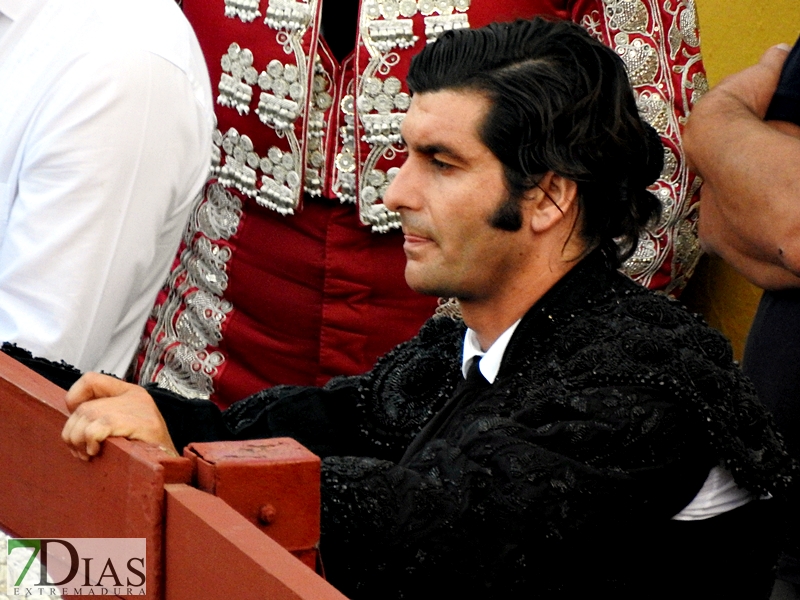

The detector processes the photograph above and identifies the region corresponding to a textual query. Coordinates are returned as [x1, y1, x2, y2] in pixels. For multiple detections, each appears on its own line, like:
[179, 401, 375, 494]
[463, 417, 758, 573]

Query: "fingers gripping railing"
[0, 353, 346, 600]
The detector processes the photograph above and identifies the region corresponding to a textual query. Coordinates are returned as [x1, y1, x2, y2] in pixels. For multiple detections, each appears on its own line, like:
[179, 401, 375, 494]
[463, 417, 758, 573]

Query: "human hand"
[62, 372, 177, 461]
[709, 44, 791, 120]
[685, 44, 792, 175]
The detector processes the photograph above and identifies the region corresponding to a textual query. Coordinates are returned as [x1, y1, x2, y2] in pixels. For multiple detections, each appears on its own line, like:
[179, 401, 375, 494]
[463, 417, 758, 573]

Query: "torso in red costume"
[136, 0, 707, 408]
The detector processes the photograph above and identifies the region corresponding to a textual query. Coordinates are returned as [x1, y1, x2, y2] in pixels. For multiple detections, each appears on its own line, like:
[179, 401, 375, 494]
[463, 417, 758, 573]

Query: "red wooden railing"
[0, 352, 347, 600]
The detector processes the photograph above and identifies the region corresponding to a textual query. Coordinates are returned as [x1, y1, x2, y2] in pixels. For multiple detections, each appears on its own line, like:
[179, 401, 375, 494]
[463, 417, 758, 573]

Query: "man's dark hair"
[406, 17, 663, 267]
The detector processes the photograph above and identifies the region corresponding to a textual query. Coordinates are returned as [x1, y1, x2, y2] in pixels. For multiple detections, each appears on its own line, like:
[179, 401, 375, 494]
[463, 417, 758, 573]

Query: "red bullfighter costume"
[136, 0, 707, 408]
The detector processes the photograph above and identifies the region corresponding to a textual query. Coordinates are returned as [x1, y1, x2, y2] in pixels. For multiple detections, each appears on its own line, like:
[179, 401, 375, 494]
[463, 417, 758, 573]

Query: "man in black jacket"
[61, 18, 791, 599]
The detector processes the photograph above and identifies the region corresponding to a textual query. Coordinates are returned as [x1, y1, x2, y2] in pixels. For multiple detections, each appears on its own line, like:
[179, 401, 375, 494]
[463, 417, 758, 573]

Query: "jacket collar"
[497, 250, 635, 378]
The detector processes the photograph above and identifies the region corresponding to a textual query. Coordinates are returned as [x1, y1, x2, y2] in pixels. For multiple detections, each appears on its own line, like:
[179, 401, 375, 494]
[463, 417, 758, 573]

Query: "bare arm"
[684, 45, 800, 289]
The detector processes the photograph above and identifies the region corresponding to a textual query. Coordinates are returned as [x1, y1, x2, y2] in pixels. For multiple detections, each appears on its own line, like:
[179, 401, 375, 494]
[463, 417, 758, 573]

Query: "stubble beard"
[402, 191, 521, 300]
[404, 259, 481, 302]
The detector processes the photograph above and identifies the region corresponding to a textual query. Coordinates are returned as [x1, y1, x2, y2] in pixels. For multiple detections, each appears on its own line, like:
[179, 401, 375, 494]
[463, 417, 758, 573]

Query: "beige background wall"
[681, 0, 800, 359]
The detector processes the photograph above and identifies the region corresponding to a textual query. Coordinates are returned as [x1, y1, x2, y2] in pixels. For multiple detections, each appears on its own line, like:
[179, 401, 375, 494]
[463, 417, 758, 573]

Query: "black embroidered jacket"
[69, 253, 797, 597]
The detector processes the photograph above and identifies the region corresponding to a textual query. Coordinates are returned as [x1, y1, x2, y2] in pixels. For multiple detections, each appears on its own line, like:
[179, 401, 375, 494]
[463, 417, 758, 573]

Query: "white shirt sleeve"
[0, 47, 211, 376]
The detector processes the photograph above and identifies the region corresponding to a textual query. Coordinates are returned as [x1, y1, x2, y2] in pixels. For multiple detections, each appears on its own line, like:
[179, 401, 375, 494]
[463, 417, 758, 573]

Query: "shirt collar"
[461, 319, 522, 384]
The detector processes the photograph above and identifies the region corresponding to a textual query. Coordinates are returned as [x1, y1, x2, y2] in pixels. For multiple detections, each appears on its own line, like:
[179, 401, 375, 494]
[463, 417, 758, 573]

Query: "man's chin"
[405, 269, 442, 297]
[404, 269, 460, 299]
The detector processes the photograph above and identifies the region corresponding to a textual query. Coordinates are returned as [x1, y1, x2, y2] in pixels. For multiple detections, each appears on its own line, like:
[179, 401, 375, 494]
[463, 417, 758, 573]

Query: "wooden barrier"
[0, 353, 345, 599]
[0, 351, 191, 599]
[187, 439, 321, 570]
[164, 484, 345, 600]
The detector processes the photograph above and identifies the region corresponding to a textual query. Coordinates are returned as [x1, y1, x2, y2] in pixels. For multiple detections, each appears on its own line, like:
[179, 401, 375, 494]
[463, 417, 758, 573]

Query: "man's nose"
[383, 162, 414, 213]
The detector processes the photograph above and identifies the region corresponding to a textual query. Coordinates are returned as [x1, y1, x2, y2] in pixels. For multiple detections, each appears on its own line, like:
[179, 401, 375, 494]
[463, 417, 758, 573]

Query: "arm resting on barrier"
[59, 314, 749, 597]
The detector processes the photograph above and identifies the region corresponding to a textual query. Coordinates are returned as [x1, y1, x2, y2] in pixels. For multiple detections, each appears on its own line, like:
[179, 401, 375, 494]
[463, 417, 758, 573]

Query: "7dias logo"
[6, 538, 146, 596]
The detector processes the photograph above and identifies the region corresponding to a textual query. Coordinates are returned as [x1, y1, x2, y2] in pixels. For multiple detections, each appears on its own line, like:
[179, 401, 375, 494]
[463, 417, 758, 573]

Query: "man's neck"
[461, 253, 580, 350]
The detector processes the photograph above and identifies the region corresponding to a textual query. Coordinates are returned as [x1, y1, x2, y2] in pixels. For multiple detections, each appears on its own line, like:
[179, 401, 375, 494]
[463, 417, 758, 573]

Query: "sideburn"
[488, 193, 524, 231]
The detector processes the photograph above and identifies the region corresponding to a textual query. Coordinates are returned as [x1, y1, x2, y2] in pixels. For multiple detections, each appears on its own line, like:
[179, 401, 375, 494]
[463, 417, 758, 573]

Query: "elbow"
[777, 242, 800, 278]
[773, 220, 800, 276]
[747, 239, 800, 290]
[682, 116, 702, 175]
[696, 202, 724, 259]
[696, 224, 715, 257]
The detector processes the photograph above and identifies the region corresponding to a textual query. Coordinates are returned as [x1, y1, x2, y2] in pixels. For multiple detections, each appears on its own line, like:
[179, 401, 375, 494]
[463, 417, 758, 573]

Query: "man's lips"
[400, 220, 435, 251]
[402, 232, 434, 253]
[404, 234, 431, 244]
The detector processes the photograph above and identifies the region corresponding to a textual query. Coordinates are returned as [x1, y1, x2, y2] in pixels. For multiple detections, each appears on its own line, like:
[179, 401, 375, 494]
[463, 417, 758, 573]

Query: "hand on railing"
[61, 372, 178, 460]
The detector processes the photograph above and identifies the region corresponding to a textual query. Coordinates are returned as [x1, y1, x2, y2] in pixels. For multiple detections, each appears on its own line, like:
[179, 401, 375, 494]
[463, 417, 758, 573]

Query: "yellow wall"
[680, 0, 800, 359]
[695, 0, 800, 81]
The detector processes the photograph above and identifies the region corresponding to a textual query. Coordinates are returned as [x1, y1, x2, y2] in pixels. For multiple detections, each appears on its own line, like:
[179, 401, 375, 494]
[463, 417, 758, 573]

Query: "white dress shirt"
[0, 0, 213, 375]
[0, 10, 13, 41]
[0, 0, 21, 38]
[461, 322, 754, 521]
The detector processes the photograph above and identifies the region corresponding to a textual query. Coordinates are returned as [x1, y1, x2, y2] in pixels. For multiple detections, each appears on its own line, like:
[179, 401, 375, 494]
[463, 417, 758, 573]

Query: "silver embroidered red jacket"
[136, 0, 707, 408]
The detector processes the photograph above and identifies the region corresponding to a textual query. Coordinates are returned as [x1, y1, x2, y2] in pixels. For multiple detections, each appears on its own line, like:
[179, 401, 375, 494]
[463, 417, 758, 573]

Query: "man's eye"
[430, 157, 451, 170]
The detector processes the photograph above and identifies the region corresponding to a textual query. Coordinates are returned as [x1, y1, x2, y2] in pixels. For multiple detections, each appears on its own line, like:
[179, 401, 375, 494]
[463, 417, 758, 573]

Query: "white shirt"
[0, 0, 21, 35]
[461, 323, 754, 521]
[0, 0, 214, 375]
[461, 320, 521, 383]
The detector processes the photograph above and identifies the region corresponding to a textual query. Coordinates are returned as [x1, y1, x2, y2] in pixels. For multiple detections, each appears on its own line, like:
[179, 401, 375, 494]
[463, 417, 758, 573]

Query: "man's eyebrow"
[404, 139, 468, 163]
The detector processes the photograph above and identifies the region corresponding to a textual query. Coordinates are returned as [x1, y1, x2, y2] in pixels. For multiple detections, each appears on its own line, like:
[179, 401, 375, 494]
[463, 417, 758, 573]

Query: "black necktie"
[463, 358, 490, 389]
[399, 358, 491, 465]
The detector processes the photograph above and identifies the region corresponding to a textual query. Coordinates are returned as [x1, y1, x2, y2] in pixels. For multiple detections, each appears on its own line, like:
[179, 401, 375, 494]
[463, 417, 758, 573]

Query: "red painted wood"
[186, 439, 320, 569]
[0, 352, 193, 599]
[0, 354, 339, 598]
[164, 484, 346, 600]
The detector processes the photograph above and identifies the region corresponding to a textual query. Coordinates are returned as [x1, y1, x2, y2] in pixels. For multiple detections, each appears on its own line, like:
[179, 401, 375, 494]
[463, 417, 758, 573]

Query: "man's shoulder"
[596, 280, 717, 339]
[509, 270, 737, 387]
[2, 0, 212, 134]
[561, 279, 733, 369]
[363, 314, 465, 395]
[21, 0, 203, 72]
[383, 314, 466, 367]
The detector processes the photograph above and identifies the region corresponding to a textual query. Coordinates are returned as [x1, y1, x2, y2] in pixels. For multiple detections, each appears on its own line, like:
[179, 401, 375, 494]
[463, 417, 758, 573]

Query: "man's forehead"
[401, 89, 491, 148]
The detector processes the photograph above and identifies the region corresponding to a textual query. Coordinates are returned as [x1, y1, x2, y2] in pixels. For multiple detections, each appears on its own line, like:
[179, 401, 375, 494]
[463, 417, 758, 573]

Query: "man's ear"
[526, 172, 579, 233]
